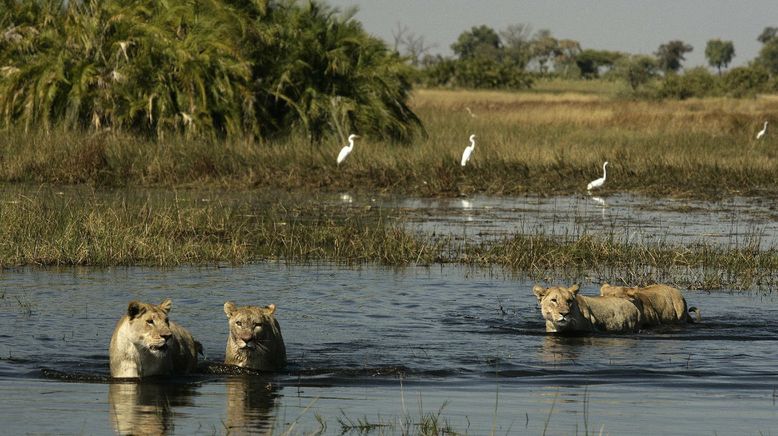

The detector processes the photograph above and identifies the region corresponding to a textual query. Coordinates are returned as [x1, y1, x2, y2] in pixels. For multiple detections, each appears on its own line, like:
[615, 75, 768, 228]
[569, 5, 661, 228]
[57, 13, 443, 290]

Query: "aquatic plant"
[1, 188, 777, 290]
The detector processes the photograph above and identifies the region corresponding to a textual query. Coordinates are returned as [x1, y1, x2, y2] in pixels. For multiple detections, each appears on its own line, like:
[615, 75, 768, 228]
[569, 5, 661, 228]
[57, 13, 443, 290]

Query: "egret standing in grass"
[461, 134, 476, 167]
[336, 134, 359, 166]
[757, 121, 768, 140]
[587, 161, 608, 191]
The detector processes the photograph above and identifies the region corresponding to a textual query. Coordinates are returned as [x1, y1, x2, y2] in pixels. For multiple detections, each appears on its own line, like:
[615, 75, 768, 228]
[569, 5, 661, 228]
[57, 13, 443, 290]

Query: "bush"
[420, 57, 533, 90]
[656, 67, 719, 99]
[722, 66, 770, 98]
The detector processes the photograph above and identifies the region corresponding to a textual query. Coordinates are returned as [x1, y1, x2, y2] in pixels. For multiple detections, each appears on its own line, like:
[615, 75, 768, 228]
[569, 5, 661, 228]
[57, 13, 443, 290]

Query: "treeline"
[397, 23, 778, 97]
[0, 0, 423, 141]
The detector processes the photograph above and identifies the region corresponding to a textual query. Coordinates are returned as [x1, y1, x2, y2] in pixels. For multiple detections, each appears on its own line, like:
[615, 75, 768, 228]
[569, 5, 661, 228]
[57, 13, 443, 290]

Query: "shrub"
[722, 66, 770, 98]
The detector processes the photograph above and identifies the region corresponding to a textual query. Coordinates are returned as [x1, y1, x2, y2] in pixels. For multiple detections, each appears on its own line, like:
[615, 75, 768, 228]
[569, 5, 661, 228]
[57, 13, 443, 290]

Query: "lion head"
[125, 299, 174, 355]
[223, 301, 286, 370]
[599, 283, 638, 298]
[224, 302, 278, 350]
[532, 284, 581, 332]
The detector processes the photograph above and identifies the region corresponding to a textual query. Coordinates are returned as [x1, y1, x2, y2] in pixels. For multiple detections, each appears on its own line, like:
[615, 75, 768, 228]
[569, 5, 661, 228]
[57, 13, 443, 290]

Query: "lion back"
[577, 295, 640, 333]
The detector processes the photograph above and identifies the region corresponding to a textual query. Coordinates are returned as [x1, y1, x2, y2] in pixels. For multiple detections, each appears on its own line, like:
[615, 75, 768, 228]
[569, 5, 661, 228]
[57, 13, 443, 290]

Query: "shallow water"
[1, 264, 778, 435]
[372, 193, 778, 250]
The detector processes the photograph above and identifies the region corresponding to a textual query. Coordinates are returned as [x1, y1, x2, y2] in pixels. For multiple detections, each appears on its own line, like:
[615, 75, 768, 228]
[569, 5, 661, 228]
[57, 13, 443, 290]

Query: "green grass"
[1, 187, 777, 290]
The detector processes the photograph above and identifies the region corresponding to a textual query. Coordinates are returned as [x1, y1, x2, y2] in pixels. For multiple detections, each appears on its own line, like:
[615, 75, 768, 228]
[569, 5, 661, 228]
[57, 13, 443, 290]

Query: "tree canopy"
[655, 40, 693, 73]
[451, 25, 501, 61]
[704, 39, 735, 75]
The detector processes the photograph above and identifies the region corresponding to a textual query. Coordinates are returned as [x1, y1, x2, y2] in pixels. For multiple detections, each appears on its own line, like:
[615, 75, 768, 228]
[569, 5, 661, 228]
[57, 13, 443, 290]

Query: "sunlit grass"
[1, 85, 778, 197]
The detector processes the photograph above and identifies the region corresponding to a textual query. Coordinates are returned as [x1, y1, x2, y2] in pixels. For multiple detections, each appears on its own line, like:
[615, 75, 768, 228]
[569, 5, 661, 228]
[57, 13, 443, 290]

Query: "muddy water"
[1, 264, 777, 435]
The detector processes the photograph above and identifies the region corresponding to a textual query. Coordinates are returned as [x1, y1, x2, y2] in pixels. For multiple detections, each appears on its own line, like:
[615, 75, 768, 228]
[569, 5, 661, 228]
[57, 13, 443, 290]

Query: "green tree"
[615, 55, 658, 91]
[530, 29, 559, 74]
[757, 26, 778, 44]
[704, 39, 735, 75]
[500, 23, 533, 68]
[757, 39, 778, 75]
[575, 49, 623, 78]
[451, 25, 501, 61]
[655, 40, 693, 73]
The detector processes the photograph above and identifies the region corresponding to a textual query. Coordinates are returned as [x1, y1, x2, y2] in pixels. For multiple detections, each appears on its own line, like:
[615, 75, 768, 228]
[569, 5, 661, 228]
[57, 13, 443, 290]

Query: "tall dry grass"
[1, 85, 778, 197]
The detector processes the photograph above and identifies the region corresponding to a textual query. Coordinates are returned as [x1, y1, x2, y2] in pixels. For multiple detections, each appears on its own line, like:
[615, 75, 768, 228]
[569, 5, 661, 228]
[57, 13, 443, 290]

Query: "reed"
[1, 188, 777, 289]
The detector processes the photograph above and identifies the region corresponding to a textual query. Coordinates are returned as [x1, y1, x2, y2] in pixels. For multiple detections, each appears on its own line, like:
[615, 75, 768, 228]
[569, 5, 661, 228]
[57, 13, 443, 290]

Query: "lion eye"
[235, 321, 242, 327]
[146, 319, 154, 325]
[550, 298, 557, 303]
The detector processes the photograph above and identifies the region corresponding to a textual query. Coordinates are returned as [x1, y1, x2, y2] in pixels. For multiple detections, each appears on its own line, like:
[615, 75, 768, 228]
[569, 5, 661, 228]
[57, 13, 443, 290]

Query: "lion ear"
[127, 301, 143, 319]
[568, 284, 580, 295]
[159, 298, 172, 314]
[532, 285, 548, 300]
[265, 303, 277, 315]
[224, 301, 236, 318]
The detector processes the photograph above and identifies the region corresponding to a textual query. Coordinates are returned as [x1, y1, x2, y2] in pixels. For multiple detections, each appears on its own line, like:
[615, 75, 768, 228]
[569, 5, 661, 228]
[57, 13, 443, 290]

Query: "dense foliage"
[0, 0, 423, 142]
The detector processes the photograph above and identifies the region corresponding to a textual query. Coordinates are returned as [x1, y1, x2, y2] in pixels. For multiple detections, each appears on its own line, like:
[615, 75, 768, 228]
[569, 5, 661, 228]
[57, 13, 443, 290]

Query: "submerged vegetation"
[1, 188, 777, 290]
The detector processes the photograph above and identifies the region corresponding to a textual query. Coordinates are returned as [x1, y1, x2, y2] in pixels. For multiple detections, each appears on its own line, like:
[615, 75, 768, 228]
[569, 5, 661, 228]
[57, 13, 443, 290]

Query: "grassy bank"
[1, 86, 778, 198]
[1, 188, 776, 289]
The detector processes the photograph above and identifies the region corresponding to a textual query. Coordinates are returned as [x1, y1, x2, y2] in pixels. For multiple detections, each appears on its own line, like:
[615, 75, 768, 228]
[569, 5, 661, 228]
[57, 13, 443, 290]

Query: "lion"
[600, 283, 700, 326]
[109, 299, 201, 378]
[224, 301, 287, 371]
[532, 284, 641, 334]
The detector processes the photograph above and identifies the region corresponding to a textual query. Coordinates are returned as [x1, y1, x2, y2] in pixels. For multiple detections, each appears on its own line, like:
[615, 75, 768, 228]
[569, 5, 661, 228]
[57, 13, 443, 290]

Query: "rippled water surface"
[375, 193, 778, 249]
[2, 264, 778, 435]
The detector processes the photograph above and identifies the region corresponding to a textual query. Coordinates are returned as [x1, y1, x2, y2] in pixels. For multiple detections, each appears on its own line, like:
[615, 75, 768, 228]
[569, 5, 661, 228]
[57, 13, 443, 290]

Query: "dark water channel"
[1, 264, 778, 435]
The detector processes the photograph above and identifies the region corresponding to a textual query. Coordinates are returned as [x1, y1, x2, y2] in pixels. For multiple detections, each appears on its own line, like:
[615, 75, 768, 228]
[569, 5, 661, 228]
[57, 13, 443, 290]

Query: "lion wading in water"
[532, 284, 641, 334]
[109, 299, 201, 378]
[600, 283, 700, 327]
[224, 301, 287, 371]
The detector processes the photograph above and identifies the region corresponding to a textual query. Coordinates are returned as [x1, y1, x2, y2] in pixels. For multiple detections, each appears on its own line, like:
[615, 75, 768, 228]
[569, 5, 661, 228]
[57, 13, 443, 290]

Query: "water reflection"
[108, 381, 199, 435]
[540, 335, 639, 367]
[224, 376, 281, 435]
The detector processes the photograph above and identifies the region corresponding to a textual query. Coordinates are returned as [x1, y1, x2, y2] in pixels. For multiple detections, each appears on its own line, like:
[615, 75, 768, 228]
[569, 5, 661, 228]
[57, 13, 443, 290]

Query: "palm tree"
[0, 0, 424, 143]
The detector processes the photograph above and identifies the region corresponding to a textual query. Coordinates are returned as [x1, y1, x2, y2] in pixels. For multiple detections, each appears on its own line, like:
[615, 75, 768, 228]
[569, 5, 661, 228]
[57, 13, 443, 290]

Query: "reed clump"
[1, 188, 776, 289]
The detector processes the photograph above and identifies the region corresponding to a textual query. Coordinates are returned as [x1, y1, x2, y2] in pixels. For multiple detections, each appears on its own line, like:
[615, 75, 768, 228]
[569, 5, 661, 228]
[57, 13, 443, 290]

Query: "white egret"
[336, 134, 359, 165]
[587, 161, 609, 191]
[465, 107, 476, 118]
[460, 134, 476, 167]
[757, 121, 768, 140]
[339, 193, 353, 203]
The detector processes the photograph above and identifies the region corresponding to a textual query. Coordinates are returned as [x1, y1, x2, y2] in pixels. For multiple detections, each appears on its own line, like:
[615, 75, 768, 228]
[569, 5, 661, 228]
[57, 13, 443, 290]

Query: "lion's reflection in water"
[109, 381, 198, 435]
[109, 375, 280, 435]
[223, 376, 280, 435]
